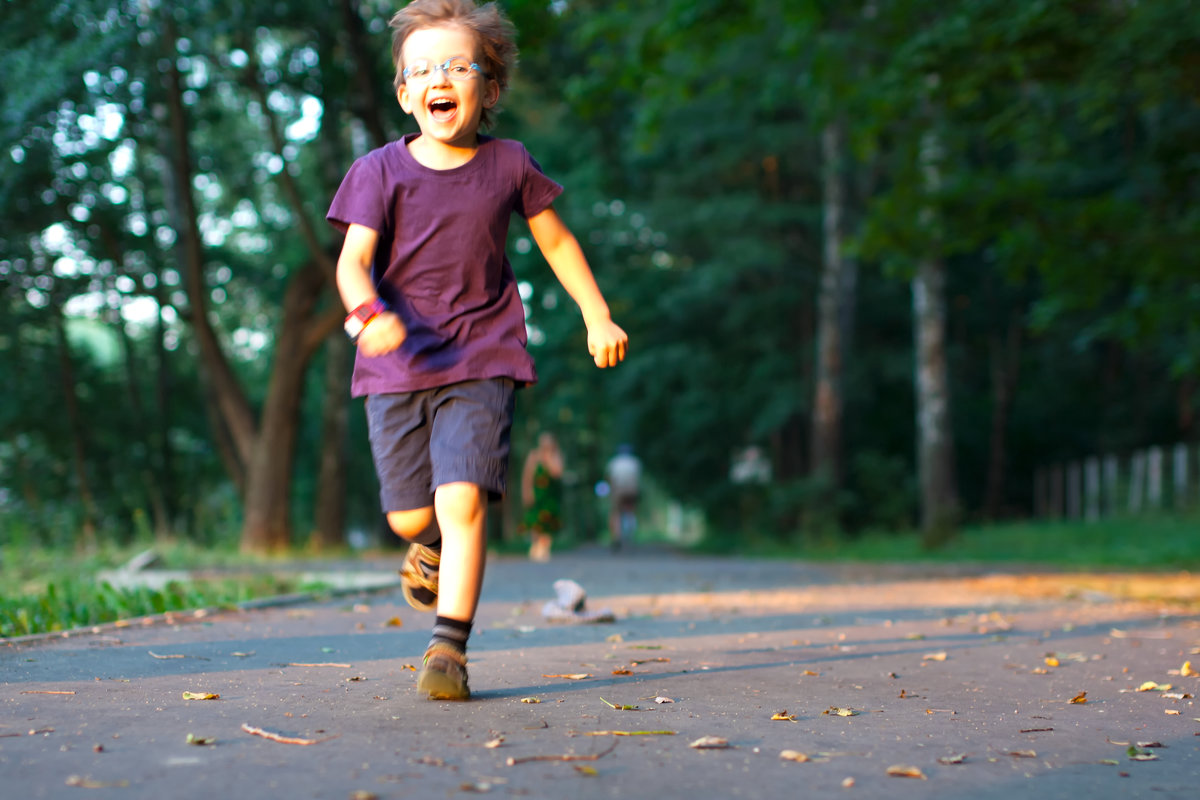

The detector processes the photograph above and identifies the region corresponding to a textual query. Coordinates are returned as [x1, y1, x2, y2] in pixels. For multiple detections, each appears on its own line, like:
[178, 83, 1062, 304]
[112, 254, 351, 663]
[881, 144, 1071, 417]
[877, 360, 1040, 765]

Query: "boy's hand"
[357, 311, 407, 357]
[587, 318, 628, 368]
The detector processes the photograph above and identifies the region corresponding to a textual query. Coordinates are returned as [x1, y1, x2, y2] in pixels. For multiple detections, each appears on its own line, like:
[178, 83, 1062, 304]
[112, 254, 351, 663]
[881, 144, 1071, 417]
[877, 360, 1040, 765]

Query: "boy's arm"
[527, 206, 628, 368]
[335, 223, 406, 357]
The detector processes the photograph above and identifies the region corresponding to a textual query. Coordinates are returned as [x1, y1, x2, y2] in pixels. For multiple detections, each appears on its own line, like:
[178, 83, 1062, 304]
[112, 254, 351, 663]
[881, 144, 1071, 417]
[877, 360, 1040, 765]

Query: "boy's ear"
[483, 79, 500, 109]
[397, 85, 414, 115]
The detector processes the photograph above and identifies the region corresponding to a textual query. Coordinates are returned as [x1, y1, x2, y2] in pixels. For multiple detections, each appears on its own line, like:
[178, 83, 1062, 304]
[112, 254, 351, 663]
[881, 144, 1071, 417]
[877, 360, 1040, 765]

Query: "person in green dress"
[521, 432, 564, 561]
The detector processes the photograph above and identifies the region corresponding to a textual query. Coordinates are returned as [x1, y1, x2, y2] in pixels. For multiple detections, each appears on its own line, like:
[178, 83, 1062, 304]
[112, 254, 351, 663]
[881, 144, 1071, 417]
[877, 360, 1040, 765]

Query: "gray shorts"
[364, 378, 515, 512]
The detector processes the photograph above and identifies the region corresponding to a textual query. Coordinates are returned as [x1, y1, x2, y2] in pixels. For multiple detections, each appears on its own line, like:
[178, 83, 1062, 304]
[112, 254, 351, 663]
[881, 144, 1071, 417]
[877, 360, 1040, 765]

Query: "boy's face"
[397, 25, 498, 151]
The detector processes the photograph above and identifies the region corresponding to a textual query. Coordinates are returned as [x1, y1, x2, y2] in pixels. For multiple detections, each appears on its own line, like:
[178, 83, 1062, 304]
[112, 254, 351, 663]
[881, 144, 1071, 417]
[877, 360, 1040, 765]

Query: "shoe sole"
[418, 670, 470, 701]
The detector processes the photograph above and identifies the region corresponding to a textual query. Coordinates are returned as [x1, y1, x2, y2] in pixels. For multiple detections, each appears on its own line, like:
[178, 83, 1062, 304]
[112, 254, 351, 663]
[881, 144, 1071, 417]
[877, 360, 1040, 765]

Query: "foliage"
[0, 1, 1196, 551]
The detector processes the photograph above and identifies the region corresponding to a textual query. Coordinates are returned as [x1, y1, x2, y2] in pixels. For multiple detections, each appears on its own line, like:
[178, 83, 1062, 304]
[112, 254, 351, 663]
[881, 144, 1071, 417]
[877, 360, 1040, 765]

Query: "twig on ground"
[506, 740, 618, 766]
[240, 723, 339, 745]
[20, 690, 76, 695]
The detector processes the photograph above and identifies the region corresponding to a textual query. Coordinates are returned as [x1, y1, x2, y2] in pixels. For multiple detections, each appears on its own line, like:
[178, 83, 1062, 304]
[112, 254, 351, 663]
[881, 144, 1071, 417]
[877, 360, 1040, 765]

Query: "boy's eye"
[447, 61, 470, 76]
[405, 61, 431, 79]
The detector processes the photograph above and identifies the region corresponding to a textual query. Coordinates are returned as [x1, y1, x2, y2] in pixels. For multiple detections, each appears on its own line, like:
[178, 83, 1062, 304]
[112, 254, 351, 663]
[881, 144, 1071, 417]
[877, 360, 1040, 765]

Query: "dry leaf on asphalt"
[383, 617, 402, 627]
[1127, 746, 1158, 761]
[1137, 681, 1171, 692]
[654, 696, 674, 704]
[779, 750, 810, 762]
[937, 753, 967, 764]
[600, 697, 639, 710]
[1069, 691, 1088, 704]
[822, 707, 859, 717]
[1045, 656, 1060, 667]
[485, 737, 505, 749]
[922, 652, 948, 662]
[185, 733, 216, 746]
[1009, 750, 1037, 758]
[66, 776, 130, 789]
[886, 765, 927, 779]
[771, 711, 798, 722]
[1181, 661, 1199, 677]
[182, 692, 219, 700]
[574, 766, 599, 777]
[689, 736, 730, 749]
[543, 674, 591, 680]
[520, 697, 541, 704]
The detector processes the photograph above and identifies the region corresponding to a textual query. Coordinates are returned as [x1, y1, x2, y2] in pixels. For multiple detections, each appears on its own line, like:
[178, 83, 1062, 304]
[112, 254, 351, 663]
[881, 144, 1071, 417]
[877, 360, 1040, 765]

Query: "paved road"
[3, 546, 1198, 799]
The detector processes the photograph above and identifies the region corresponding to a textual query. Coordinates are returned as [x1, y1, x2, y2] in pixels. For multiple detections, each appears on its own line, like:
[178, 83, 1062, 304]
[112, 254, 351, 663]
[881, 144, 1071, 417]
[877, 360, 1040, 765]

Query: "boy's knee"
[387, 507, 435, 541]
[434, 482, 486, 527]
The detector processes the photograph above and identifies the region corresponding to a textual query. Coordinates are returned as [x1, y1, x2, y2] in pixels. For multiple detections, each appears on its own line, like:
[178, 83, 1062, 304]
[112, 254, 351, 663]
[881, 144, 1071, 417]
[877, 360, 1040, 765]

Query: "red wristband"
[344, 298, 389, 342]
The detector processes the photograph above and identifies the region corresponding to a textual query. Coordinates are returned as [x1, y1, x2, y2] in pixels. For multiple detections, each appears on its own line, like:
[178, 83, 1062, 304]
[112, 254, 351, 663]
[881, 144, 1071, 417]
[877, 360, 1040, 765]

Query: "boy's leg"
[416, 379, 514, 700]
[388, 508, 442, 611]
[417, 482, 485, 701]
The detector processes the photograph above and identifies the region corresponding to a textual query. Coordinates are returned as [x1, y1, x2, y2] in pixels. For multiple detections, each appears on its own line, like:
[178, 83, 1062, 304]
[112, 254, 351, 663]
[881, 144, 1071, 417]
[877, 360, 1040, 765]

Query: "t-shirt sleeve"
[327, 153, 387, 234]
[515, 146, 564, 219]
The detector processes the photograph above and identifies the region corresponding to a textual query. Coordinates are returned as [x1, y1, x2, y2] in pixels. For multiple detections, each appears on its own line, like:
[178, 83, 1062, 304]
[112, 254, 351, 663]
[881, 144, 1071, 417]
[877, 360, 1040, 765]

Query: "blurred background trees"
[1, 0, 1196, 554]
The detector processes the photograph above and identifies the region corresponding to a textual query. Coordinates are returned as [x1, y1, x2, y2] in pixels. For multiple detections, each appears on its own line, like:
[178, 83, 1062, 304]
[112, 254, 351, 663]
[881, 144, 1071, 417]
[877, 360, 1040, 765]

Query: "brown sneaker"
[399, 543, 439, 612]
[417, 643, 470, 700]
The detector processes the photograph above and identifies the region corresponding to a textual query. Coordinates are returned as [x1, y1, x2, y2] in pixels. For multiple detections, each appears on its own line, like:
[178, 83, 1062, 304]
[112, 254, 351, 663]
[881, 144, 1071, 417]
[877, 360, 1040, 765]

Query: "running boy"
[327, 0, 627, 701]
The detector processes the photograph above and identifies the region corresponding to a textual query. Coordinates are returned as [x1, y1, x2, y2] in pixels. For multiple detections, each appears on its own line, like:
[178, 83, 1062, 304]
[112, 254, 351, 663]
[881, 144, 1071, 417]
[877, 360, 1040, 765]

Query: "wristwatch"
[344, 298, 389, 343]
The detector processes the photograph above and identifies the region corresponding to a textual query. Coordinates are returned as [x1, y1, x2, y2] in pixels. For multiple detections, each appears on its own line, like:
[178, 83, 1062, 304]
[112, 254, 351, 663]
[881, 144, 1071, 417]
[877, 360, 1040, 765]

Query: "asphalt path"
[3, 546, 1198, 799]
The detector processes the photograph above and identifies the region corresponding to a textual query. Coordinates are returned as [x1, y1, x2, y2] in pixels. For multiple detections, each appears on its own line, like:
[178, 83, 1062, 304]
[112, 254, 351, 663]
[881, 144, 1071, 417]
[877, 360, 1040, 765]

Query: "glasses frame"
[402, 57, 489, 83]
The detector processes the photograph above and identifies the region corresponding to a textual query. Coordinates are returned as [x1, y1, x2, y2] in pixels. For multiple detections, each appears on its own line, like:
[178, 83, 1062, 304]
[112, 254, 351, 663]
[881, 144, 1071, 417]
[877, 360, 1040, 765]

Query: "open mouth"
[428, 97, 458, 122]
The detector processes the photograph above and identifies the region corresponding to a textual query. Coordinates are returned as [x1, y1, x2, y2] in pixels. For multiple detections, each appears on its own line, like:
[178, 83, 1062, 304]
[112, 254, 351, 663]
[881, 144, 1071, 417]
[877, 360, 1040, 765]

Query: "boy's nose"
[431, 65, 452, 86]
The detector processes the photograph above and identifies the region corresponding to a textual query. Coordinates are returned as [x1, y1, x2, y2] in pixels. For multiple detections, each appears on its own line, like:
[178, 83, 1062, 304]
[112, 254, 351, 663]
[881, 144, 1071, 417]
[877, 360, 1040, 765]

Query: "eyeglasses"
[402, 58, 487, 82]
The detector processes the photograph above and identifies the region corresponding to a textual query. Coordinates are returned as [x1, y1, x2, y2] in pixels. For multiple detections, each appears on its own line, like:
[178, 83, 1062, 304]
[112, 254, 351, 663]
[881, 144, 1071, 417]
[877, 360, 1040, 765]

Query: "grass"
[0, 539, 333, 639]
[797, 513, 1200, 570]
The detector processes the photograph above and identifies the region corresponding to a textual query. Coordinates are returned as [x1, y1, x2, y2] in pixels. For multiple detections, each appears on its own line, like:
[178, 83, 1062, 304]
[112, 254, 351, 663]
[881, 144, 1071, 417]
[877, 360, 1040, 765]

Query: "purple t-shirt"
[327, 134, 563, 397]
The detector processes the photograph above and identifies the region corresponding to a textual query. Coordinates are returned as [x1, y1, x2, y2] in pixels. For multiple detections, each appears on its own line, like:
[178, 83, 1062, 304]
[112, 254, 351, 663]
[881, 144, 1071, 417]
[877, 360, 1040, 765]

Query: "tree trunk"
[913, 127, 958, 544]
[240, 262, 333, 554]
[311, 331, 351, 551]
[983, 313, 1022, 518]
[811, 120, 853, 492]
[52, 305, 99, 548]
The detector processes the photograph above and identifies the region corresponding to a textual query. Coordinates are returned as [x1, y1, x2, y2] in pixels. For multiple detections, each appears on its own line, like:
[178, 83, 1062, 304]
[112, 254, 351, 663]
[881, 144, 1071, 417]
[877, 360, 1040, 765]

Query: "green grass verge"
[0, 540, 330, 639]
[798, 514, 1200, 570]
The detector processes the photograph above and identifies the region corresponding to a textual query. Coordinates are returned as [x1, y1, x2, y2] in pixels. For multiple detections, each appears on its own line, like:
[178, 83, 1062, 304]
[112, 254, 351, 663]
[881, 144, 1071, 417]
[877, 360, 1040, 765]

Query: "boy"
[327, 0, 627, 701]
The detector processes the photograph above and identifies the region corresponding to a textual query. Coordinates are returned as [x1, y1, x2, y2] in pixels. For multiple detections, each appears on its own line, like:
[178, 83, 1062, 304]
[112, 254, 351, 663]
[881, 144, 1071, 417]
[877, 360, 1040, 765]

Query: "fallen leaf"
[611, 668, 634, 676]
[401, 664, 417, 671]
[937, 753, 967, 764]
[185, 733, 216, 746]
[1127, 746, 1158, 761]
[1165, 709, 1180, 715]
[922, 652, 948, 662]
[1070, 691, 1088, 704]
[182, 692, 219, 700]
[485, 737, 505, 749]
[886, 765, 927, 779]
[1099, 759, 1120, 766]
[350, 792, 378, 800]
[65, 776, 130, 789]
[801, 670, 819, 676]
[822, 707, 859, 717]
[542, 674, 592, 680]
[574, 766, 598, 777]
[1136, 741, 1165, 748]
[1045, 656, 1060, 667]
[630, 657, 670, 665]
[1137, 681, 1170, 692]
[1009, 750, 1037, 758]
[771, 711, 798, 722]
[1181, 660, 1199, 677]
[520, 697, 541, 704]
[841, 778, 855, 788]
[654, 696, 674, 704]
[905, 632, 926, 640]
[689, 736, 730, 749]
[599, 697, 639, 710]
[779, 750, 810, 762]
[383, 617, 403, 628]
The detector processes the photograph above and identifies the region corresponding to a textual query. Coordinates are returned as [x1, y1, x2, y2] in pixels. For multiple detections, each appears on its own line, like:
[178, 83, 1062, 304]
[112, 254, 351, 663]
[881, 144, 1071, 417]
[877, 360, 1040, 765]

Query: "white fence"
[1033, 443, 1197, 520]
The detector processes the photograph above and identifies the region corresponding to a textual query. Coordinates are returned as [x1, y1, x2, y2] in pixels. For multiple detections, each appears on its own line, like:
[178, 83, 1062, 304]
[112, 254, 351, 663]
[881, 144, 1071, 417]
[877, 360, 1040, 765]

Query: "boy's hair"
[390, 0, 518, 129]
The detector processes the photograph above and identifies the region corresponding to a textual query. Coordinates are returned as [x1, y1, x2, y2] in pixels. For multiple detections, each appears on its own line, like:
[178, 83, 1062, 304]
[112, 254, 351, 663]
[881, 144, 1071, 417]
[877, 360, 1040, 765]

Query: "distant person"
[327, 0, 628, 701]
[521, 432, 564, 562]
[606, 444, 642, 550]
